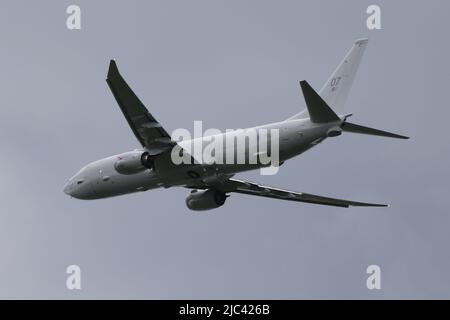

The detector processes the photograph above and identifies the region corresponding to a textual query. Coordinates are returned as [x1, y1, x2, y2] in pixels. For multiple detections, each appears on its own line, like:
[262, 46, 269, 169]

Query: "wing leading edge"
[206, 178, 387, 208]
[106, 60, 175, 154]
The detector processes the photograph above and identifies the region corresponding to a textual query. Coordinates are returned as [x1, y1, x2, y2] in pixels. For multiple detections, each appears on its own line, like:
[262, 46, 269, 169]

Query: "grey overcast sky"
[0, 0, 449, 299]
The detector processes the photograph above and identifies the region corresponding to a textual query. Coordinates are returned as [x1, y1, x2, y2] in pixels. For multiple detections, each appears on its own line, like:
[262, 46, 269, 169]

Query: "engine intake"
[114, 151, 153, 175]
[140, 152, 155, 169]
[185, 189, 227, 211]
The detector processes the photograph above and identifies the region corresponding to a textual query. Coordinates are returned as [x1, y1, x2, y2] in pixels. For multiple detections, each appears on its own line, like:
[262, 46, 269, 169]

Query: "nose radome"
[63, 181, 71, 196]
[67, 180, 98, 200]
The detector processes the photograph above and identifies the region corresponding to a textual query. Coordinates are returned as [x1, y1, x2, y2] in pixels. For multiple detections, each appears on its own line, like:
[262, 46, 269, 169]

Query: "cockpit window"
[77, 180, 84, 185]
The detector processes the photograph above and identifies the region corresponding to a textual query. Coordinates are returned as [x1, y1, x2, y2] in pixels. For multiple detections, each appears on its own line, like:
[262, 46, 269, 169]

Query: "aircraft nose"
[64, 180, 97, 200]
[63, 181, 72, 196]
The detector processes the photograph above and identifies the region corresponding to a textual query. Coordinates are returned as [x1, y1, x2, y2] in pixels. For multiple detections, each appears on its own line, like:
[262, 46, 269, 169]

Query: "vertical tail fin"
[289, 38, 368, 120]
[319, 38, 368, 111]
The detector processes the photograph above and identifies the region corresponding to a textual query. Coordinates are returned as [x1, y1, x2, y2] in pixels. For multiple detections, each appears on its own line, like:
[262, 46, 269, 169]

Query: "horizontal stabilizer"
[342, 122, 409, 139]
[300, 80, 340, 123]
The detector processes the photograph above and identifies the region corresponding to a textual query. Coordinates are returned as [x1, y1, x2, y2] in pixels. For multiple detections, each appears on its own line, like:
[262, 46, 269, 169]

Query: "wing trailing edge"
[196, 178, 388, 208]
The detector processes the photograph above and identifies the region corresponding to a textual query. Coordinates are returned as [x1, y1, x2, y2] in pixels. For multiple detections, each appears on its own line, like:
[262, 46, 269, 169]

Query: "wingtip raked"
[107, 59, 119, 79]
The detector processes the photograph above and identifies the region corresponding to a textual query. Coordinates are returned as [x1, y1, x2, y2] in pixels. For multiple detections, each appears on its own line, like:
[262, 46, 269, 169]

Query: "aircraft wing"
[206, 178, 387, 208]
[106, 60, 176, 154]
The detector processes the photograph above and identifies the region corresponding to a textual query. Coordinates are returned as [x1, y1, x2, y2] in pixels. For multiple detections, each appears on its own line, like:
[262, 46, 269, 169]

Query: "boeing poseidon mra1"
[63, 39, 408, 210]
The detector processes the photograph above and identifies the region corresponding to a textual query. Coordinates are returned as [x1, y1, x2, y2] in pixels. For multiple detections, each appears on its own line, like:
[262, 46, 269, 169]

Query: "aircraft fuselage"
[63, 118, 341, 200]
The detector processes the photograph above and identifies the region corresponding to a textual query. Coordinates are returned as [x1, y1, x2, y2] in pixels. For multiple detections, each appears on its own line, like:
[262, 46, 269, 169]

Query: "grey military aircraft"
[64, 39, 408, 210]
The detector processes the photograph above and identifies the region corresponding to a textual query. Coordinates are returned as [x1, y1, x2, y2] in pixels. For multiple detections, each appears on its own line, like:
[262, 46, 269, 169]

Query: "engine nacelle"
[114, 151, 153, 175]
[327, 126, 342, 138]
[185, 189, 227, 211]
